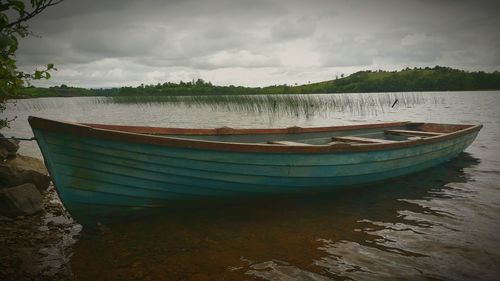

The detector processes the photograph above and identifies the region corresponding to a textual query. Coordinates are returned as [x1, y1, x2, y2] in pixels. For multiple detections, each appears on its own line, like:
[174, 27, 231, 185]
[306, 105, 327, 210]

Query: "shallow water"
[2, 91, 500, 280]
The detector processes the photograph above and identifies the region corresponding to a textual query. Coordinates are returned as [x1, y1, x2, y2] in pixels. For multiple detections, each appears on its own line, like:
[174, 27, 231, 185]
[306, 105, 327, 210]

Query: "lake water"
[2, 91, 500, 280]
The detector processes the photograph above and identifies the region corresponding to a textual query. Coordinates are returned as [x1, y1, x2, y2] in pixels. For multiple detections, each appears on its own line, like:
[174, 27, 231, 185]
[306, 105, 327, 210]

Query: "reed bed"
[98, 93, 429, 118]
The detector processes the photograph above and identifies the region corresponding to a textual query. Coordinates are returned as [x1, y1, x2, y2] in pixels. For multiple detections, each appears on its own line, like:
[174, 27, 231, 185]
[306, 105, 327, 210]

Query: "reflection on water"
[2, 91, 500, 280]
[63, 153, 499, 281]
[313, 154, 488, 281]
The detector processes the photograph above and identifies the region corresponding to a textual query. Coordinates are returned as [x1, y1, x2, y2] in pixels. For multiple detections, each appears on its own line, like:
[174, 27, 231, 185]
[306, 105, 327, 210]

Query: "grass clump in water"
[99, 93, 430, 119]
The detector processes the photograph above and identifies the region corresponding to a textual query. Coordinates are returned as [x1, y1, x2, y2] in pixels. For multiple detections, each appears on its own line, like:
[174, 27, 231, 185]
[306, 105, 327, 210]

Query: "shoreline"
[7, 89, 500, 102]
[0, 185, 79, 281]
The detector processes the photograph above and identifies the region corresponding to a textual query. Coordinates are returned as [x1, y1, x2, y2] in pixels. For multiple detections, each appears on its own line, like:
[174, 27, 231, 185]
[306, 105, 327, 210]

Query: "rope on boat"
[0, 136, 36, 141]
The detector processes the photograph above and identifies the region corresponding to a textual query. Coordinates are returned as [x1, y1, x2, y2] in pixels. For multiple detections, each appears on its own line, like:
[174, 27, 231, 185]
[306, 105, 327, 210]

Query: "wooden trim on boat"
[28, 117, 482, 154]
[267, 141, 312, 146]
[385, 129, 444, 137]
[334, 136, 398, 144]
[81, 121, 413, 135]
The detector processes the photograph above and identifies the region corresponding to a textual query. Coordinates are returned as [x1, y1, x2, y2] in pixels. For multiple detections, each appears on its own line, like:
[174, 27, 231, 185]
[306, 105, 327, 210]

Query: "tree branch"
[2, 0, 64, 29]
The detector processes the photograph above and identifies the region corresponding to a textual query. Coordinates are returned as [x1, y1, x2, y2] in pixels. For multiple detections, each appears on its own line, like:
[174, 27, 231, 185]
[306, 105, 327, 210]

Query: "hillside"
[284, 66, 500, 94]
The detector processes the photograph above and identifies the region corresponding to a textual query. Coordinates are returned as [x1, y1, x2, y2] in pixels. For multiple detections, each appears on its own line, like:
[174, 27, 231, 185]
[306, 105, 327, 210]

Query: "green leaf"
[11, 1, 26, 16]
[0, 4, 10, 12]
[7, 36, 18, 53]
[0, 14, 8, 28]
[1, 0, 63, 129]
[0, 34, 11, 50]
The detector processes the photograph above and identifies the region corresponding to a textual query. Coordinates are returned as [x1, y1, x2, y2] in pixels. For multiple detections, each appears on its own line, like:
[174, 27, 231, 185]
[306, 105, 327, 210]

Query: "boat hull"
[31, 124, 479, 221]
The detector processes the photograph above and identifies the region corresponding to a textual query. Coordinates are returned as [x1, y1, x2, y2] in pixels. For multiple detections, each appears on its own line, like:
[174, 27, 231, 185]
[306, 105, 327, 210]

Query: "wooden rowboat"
[28, 117, 481, 221]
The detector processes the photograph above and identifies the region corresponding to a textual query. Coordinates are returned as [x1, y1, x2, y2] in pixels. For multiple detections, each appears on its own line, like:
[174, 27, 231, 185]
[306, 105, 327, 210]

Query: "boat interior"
[83, 122, 475, 146]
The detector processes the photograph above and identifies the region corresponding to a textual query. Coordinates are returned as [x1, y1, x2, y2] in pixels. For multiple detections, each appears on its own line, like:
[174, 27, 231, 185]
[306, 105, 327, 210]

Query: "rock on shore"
[0, 136, 78, 280]
[1, 136, 51, 217]
[0, 134, 20, 159]
[0, 183, 43, 217]
[0, 185, 79, 281]
[0, 155, 51, 192]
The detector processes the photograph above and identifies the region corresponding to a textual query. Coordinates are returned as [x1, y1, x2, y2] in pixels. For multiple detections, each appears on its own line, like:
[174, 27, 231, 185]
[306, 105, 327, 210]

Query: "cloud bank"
[18, 0, 500, 88]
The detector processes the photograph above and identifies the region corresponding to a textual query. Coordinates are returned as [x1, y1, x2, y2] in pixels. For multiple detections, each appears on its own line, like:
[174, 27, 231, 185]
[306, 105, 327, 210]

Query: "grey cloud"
[71, 27, 161, 57]
[271, 17, 317, 40]
[315, 35, 376, 67]
[19, 0, 285, 68]
[190, 50, 281, 70]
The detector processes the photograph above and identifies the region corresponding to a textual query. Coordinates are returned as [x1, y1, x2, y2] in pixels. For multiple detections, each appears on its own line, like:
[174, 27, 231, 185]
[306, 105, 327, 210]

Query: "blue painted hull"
[31, 125, 479, 221]
[26, 117, 481, 222]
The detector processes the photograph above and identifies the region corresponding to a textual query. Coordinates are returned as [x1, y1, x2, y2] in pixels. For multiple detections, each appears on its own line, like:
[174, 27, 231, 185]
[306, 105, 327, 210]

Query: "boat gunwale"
[80, 121, 414, 135]
[28, 116, 482, 154]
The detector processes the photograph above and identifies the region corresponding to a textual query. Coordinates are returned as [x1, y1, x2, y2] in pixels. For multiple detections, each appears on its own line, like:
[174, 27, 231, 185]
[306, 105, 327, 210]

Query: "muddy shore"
[0, 185, 81, 281]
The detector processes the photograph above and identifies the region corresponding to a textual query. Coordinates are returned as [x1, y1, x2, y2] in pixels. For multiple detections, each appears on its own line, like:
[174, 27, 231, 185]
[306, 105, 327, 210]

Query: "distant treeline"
[18, 66, 500, 98]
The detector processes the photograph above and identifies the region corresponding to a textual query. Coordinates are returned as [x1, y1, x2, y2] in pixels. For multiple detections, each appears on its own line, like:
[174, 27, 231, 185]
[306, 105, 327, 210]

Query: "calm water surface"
[2, 91, 500, 280]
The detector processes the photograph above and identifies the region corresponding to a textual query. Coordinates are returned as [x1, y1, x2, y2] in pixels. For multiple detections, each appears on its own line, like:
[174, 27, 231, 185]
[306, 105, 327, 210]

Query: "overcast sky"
[17, 0, 500, 88]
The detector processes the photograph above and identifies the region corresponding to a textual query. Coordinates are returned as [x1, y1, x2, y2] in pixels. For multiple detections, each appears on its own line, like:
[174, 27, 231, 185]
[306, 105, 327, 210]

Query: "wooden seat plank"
[333, 136, 397, 144]
[268, 141, 312, 146]
[385, 129, 444, 137]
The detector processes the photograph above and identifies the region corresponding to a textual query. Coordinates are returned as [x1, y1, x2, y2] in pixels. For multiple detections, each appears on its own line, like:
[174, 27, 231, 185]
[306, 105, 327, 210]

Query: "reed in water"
[98, 93, 428, 118]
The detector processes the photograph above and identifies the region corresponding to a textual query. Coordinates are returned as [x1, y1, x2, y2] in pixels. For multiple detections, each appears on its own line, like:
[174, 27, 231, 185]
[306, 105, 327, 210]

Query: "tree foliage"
[0, 0, 62, 128]
[20, 66, 500, 98]
[276, 66, 500, 94]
